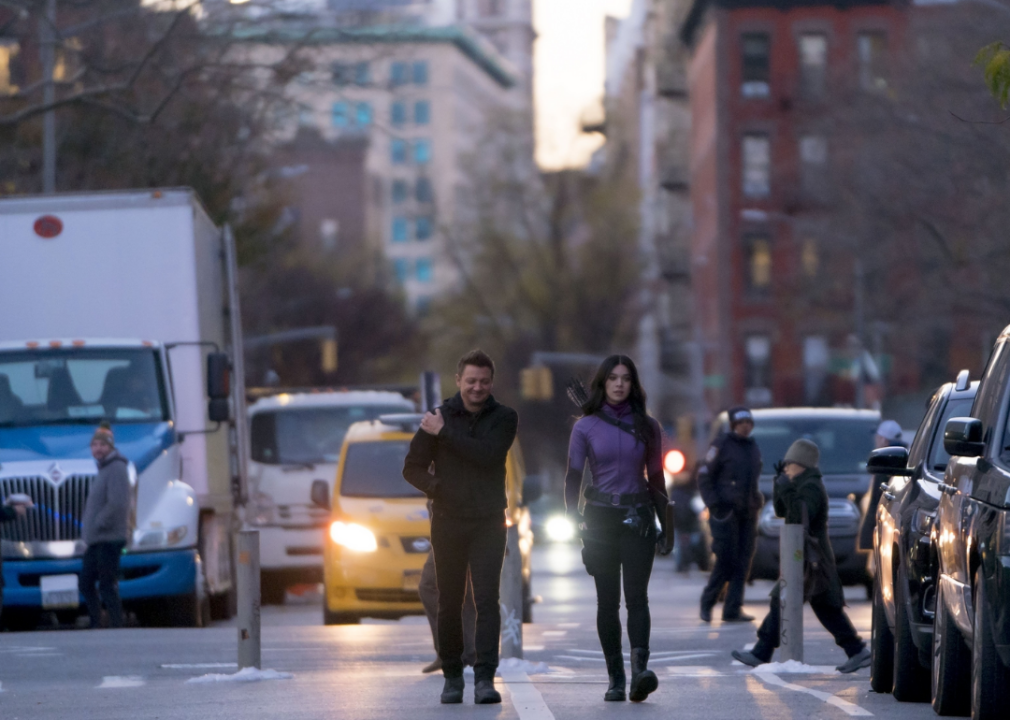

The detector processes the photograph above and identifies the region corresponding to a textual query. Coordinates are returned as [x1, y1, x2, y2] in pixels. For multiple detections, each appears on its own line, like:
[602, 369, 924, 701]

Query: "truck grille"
[0, 475, 95, 542]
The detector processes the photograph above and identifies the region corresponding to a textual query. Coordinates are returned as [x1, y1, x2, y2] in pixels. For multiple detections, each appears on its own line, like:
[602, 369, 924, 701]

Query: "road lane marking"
[541, 631, 567, 637]
[161, 663, 238, 669]
[500, 669, 555, 720]
[98, 676, 146, 689]
[659, 653, 718, 663]
[755, 672, 872, 717]
[667, 666, 726, 677]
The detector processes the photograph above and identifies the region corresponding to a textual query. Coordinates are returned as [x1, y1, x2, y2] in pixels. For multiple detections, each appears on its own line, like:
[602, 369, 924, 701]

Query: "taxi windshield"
[340, 441, 424, 498]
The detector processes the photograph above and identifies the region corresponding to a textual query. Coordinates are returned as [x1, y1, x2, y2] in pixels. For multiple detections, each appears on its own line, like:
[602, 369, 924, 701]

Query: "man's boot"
[440, 676, 464, 704]
[604, 653, 626, 701]
[628, 648, 658, 702]
[473, 678, 502, 704]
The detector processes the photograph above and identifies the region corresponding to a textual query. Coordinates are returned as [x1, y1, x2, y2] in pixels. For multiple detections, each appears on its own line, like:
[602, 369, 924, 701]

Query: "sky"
[533, 0, 634, 170]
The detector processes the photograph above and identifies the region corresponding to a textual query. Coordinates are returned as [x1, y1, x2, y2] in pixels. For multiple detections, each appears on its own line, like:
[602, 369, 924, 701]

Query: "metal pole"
[237, 530, 261, 669]
[779, 524, 804, 662]
[41, 0, 57, 193]
[499, 523, 523, 660]
[854, 258, 866, 409]
[224, 225, 250, 507]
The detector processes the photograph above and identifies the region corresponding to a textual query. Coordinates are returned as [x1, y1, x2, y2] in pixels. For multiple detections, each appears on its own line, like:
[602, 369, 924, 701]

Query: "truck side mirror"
[207, 353, 231, 399]
[944, 417, 985, 458]
[310, 480, 331, 510]
[521, 475, 543, 506]
[866, 446, 913, 476]
[208, 398, 230, 423]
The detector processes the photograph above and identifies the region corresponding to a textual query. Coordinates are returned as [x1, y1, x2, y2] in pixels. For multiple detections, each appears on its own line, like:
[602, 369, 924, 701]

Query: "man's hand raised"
[420, 408, 445, 436]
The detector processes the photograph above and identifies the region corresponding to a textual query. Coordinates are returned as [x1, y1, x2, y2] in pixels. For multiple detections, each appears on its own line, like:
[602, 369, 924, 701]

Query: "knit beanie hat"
[92, 421, 115, 447]
[784, 438, 819, 469]
[728, 406, 754, 427]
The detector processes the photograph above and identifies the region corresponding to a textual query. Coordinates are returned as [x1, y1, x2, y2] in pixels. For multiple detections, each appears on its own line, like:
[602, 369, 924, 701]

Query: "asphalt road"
[0, 544, 941, 720]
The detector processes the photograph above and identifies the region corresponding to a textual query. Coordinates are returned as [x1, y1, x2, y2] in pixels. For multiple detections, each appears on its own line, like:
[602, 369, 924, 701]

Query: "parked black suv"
[866, 372, 977, 702]
[932, 326, 1010, 719]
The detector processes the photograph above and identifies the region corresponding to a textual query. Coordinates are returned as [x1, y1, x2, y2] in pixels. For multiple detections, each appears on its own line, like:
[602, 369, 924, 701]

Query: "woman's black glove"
[773, 460, 786, 476]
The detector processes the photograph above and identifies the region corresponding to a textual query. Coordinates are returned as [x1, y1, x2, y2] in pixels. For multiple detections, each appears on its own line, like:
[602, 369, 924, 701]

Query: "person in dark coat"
[732, 439, 871, 673]
[857, 419, 906, 552]
[79, 422, 132, 629]
[698, 406, 763, 622]
[402, 349, 518, 706]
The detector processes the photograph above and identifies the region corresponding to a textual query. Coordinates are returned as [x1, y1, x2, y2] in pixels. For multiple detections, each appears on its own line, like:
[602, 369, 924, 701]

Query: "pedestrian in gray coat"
[79, 422, 131, 628]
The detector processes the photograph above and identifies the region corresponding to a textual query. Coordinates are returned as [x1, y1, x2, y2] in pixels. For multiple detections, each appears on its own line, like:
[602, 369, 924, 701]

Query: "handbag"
[801, 503, 832, 600]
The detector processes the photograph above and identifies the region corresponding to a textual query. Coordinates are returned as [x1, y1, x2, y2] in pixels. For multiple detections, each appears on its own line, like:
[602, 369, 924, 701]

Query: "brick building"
[680, 0, 906, 410]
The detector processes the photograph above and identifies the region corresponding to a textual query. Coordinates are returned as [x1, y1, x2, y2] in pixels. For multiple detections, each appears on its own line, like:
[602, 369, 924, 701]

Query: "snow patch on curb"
[497, 658, 550, 675]
[187, 668, 294, 684]
[751, 660, 837, 674]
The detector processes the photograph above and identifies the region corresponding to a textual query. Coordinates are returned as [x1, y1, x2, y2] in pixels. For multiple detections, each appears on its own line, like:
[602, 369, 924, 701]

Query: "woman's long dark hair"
[582, 355, 655, 455]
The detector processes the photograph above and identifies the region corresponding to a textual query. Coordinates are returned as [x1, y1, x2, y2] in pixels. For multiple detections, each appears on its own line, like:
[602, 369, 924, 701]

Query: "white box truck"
[0, 189, 248, 627]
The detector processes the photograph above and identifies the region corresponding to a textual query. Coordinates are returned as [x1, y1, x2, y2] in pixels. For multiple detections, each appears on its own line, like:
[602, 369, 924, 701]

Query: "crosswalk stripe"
[98, 676, 146, 689]
[755, 671, 872, 717]
[501, 669, 556, 720]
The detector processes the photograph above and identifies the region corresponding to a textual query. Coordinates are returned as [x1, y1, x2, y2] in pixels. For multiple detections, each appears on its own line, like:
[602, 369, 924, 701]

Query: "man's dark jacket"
[0, 505, 16, 593]
[698, 432, 763, 518]
[403, 393, 519, 518]
[774, 466, 844, 608]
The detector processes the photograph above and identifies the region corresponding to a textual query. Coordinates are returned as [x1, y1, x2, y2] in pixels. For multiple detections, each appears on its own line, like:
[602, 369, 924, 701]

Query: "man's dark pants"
[753, 586, 864, 660]
[700, 510, 756, 618]
[430, 511, 507, 681]
[419, 549, 476, 665]
[79, 541, 125, 628]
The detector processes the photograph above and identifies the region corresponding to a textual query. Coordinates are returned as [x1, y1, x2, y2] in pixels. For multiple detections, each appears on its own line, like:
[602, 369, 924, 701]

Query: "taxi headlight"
[329, 521, 377, 552]
[544, 515, 575, 543]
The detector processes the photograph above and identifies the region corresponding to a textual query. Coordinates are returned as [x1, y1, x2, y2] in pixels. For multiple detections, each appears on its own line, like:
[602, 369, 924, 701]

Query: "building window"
[414, 100, 431, 125]
[298, 106, 314, 127]
[391, 61, 409, 87]
[416, 177, 433, 203]
[414, 139, 432, 165]
[746, 236, 772, 292]
[0, 40, 20, 94]
[803, 336, 830, 405]
[798, 34, 827, 100]
[479, 0, 503, 16]
[391, 101, 407, 127]
[416, 257, 434, 282]
[391, 139, 407, 164]
[416, 216, 433, 240]
[392, 217, 409, 242]
[355, 102, 373, 126]
[331, 102, 349, 127]
[742, 135, 770, 197]
[412, 61, 429, 86]
[392, 180, 409, 204]
[332, 62, 353, 86]
[393, 258, 410, 283]
[857, 32, 888, 91]
[799, 135, 827, 165]
[354, 61, 370, 86]
[741, 33, 770, 98]
[320, 219, 339, 250]
[801, 238, 820, 278]
[744, 335, 773, 407]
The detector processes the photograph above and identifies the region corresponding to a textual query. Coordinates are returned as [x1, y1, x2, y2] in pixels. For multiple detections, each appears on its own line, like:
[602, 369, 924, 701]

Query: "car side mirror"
[866, 446, 913, 476]
[207, 353, 231, 399]
[521, 475, 543, 506]
[310, 480, 331, 510]
[944, 417, 985, 458]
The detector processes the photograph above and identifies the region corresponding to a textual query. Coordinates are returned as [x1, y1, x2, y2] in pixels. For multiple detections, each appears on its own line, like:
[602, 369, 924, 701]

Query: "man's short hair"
[457, 349, 495, 378]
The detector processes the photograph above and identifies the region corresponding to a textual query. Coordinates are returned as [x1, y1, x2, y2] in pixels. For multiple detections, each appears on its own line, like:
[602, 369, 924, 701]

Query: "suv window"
[907, 389, 942, 471]
[928, 396, 975, 474]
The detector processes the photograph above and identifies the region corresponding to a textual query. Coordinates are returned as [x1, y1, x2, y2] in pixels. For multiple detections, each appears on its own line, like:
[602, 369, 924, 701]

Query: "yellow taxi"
[321, 414, 534, 625]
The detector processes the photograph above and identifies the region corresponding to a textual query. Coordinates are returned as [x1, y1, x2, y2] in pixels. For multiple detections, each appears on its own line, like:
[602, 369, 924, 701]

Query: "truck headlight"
[545, 515, 575, 543]
[133, 525, 188, 549]
[329, 521, 377, 552]
[249, 491, 275, 526]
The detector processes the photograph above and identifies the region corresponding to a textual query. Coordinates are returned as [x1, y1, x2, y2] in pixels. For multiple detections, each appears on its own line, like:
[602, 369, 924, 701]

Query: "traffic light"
[520, 365, 553, 401]
[664, 449, 687, 475]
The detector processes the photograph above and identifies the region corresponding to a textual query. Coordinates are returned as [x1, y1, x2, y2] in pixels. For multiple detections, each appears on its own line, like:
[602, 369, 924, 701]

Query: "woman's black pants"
[581, 505, 656, 656]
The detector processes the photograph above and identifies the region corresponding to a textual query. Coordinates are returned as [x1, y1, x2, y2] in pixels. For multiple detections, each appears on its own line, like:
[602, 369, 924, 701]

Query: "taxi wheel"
[323, 603, 360, 626]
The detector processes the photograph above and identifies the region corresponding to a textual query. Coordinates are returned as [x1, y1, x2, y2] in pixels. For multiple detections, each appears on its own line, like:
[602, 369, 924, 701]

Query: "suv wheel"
[870, 573, 895, 693]
[971, 568, 1010, 719]
[932, 578, 970, 716]
[892, 563, 929, 702]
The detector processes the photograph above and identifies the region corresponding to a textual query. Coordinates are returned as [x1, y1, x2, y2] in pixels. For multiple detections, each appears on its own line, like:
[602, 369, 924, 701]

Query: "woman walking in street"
[731, 439, 871, 673]
[565, 355, 670, 703]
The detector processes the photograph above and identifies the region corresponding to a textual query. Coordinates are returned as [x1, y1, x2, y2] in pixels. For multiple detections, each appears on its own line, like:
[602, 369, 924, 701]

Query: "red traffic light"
[664, 449, 686, 475]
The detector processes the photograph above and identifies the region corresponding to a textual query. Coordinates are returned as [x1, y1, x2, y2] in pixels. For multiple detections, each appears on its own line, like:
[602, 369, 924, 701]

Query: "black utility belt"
[584, 486, 651, 508]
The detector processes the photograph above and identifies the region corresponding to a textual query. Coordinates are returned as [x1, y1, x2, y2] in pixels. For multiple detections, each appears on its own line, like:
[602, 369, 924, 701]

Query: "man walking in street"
[79, 422, 131, 629]
[403, 349, 518, 705]
[698, 406, 763, 623]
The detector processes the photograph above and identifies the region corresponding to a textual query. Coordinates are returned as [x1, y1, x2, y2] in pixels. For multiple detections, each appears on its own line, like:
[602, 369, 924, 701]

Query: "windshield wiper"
[281, 462, 316, 470]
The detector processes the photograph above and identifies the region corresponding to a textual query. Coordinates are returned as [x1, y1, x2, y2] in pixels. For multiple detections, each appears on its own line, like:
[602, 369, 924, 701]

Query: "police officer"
[698, 406, 763, 623]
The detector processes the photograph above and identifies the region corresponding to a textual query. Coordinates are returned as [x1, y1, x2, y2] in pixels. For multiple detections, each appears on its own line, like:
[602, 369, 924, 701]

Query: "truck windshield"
[0, 348, 168, 427]
[250, 405, 410, 466]
[928, 397, 974, 472]
[750, 418, 878, 474]
[339, 441, 424, 498]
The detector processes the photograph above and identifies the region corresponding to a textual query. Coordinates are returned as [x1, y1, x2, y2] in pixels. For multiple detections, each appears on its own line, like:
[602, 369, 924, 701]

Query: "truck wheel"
[971, 569, 1010, 719]
[932, 578, 970, 716]
[870, 574, 894, 694]
[166, 590, 208, 628]
[892, 564, 930, 702]
[210, 586, 236, 621]
[323, 605, 359, 626]
[261, 576, 287, 606]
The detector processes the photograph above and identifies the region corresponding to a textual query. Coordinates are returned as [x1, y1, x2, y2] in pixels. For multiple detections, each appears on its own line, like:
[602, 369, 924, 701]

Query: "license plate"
[403, 570, 422, 592]
[40, 574, 79, 609]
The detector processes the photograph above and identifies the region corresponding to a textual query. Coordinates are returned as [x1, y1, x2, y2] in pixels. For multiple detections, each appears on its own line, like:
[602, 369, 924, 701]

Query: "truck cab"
[246, 391, 415, 603]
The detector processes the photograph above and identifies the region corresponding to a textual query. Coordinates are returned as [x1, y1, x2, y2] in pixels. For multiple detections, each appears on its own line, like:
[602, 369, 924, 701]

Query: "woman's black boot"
[629, 648, 658, 702]
[604, 653, 626, 701]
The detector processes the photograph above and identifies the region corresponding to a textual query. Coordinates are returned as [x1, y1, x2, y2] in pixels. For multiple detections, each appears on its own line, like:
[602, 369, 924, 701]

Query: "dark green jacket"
[773, 467, 844, 607]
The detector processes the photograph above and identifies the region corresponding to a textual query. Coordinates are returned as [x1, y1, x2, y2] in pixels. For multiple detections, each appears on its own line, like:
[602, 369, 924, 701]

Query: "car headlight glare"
[329, 521, 377, 552]
[132, 525, 188, 549]
[544, 515, 575, 543]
